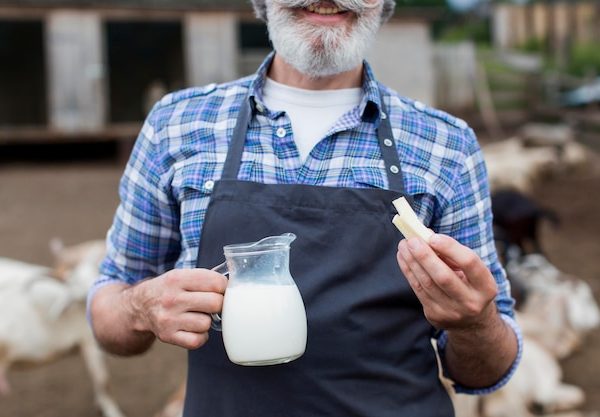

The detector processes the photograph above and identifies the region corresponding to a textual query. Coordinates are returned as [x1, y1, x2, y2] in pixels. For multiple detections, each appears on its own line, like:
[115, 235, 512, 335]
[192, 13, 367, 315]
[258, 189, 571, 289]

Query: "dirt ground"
[1, 144, 599, 417]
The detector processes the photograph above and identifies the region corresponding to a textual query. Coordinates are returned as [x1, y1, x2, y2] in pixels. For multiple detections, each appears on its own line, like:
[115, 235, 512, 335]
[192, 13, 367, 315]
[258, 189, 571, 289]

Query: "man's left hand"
[396, 233, 498, 331]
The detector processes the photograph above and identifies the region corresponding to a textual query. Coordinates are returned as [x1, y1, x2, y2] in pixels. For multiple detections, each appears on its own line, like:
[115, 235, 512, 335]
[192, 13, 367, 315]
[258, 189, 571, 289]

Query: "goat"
[507, 254, 600, 359]
[482, 137, 559, 193]
[452, 254, 599, 417]
[491, 189, 559, 264]
[0, 241, 126, 417]
[479, 335, 586, 417]
[482, 137, 592, 194]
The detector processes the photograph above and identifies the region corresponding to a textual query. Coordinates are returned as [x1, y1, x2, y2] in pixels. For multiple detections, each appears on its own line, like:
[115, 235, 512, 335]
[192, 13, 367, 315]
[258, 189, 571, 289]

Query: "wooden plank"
[46, 11, 106, 131]
[184, 12, 238, 86]
[0, 123, 141, 145]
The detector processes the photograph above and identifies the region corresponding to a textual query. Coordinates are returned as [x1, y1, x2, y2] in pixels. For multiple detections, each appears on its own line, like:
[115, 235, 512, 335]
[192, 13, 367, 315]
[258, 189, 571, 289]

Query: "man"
[89, 1, 522, 416]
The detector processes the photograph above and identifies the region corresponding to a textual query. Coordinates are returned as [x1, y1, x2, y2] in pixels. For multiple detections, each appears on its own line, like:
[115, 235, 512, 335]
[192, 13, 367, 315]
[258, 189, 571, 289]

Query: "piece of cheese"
[391, 197, 434, 242]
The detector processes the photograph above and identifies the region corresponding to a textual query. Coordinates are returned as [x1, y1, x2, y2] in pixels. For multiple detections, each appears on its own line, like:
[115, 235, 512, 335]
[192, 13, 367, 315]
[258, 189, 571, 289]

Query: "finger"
[171, 330, 209, 350]
[397, 243, 424, 295]
[177, 312, 213, 334]
[176, 291, 224, 314]
[398, 244, 446, 327]
[404, 237, 470, 302]
[166, 269, 228, 293]
[401, 239, 452, 303]
[428, 234, 490, 288]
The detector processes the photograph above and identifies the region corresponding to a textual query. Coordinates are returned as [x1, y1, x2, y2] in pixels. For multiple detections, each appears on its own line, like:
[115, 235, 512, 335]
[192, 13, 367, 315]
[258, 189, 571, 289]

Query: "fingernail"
[407, 238, 421, 251]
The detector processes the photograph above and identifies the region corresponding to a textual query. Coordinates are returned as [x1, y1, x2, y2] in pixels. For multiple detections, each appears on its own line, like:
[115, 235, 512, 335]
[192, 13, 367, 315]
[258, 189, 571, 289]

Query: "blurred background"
[1, 1, 599, 417]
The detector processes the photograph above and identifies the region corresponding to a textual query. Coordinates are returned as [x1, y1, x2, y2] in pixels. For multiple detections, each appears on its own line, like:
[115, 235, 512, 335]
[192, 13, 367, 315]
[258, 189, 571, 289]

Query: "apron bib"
[185, 91, 454, 417]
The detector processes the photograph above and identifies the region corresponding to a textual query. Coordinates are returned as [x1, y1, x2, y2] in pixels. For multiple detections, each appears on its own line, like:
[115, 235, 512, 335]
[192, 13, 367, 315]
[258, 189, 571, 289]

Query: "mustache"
[272, 0, 380, 13]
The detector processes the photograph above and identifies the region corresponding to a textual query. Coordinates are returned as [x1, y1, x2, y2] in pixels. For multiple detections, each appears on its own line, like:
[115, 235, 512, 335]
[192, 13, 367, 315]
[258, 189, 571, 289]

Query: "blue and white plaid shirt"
[90, 53, 522, 395]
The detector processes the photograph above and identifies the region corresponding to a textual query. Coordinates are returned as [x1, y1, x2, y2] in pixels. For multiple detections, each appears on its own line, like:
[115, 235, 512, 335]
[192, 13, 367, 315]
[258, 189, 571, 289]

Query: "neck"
[268, 53, 363, 90]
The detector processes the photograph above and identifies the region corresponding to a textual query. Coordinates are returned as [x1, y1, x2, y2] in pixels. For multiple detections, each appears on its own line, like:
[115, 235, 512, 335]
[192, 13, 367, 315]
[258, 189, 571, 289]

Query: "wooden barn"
[0, 1, 438, 145]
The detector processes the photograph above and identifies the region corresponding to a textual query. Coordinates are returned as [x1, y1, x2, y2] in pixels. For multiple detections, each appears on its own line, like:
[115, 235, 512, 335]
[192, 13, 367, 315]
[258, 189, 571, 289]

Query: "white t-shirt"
[262, 77, 363, 162]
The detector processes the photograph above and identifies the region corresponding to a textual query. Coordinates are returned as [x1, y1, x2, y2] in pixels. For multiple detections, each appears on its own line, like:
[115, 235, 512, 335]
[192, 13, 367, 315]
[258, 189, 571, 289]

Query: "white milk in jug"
[221, 283, 307, 365]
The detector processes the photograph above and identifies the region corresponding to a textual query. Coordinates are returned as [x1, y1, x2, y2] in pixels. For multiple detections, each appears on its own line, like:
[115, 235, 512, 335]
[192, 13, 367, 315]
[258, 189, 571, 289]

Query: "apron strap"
[222, 88, 406, 193]
[222, 97, 252, 180]
[376, 90, 405, 192]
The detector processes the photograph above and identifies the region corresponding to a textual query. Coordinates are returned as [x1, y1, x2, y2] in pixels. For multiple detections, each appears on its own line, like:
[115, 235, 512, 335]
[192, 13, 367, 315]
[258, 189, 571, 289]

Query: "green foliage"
[395, 0, 448, 7]
[519, 38, 545, 54]
[567, 42, 600, 77]
[437, 19, 491, 45]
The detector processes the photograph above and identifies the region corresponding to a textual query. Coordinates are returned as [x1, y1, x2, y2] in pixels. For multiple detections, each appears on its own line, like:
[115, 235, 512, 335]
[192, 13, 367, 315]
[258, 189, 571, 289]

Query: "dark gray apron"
[186, 90, 454, 417]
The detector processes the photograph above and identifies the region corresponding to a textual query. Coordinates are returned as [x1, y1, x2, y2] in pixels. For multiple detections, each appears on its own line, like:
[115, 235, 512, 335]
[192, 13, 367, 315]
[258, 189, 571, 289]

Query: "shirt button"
[413, 101, 426, 111]
[276, 127, 287, 138]
[390, 165, 400, 174]
[381, 112, 387, 120]
[255, 102, 265, 113]
[384, 138, 394, 147]
[204, 180, 215, 191]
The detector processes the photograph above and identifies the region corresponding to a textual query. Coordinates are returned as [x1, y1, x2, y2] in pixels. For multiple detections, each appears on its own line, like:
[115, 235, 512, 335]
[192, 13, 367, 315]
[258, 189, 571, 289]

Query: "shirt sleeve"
[431, 128, 522, 394]
[87, 106, 181, 313]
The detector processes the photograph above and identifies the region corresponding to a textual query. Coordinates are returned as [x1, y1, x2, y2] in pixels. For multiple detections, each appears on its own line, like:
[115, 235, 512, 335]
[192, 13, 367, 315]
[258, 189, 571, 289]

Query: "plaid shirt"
[90, 53, 522, 395]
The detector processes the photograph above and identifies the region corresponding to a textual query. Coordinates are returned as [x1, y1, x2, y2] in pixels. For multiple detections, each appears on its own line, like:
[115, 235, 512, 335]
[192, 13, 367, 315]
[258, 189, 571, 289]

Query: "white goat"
[451, 254, 599, 417]
[508, 254, 600, 358]
[482, 137, 591, 194]
[0, 241, 126, 417]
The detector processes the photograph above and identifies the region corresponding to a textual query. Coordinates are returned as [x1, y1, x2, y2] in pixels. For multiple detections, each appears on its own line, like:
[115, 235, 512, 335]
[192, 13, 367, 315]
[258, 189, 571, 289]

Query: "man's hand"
[396, 234, 498, 330]
[129, 269, 228, 350]
[396, 233, 518, 389]
[90, 269, 228, 355]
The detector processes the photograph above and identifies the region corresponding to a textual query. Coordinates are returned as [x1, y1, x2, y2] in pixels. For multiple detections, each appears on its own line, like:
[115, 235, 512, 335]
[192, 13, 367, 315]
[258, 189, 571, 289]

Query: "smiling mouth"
[304, 2, 348, 15]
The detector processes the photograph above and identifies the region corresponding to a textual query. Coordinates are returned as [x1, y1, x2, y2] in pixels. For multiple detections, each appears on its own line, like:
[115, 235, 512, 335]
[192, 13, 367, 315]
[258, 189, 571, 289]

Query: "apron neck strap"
[221, 88, 406, 193]
[222, 97, 252, 180]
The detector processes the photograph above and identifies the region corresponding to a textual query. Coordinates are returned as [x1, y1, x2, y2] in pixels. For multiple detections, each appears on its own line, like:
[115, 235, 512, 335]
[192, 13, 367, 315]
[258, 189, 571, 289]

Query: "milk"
[221, 283, 307, 366]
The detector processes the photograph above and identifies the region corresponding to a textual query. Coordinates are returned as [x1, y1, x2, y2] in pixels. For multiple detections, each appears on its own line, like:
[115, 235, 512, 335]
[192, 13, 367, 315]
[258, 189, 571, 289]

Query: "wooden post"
[183, 13, 238, 87]
[46, 11, 106, 132]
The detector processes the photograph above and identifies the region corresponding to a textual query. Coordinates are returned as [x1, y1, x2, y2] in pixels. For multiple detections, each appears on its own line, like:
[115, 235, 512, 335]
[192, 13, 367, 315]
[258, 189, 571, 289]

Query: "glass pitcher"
[211, 233, 307, 366]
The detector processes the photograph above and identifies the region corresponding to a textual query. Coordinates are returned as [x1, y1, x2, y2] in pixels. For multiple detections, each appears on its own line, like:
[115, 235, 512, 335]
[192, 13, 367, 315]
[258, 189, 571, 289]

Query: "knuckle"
[422, 277, 435, 290]
[488, 282, 499, 298]
[424, 306, 442, 326]
[410, 278, 423, 292]
[209, 276, 227, 294]
[206, 294, 224, 313]
[464, 253, 479, 269]
[190, 332, 209, 349]
[464, 301, 483, 317]
[413, 249, 428, 262]
[156, 329, 172, 344]
[198, 314, 212, 332]
[436, 272, 452, 287]
[160, 293, 178, 309]
[155, 311, 171, 329]
[165, 269, 182, 286]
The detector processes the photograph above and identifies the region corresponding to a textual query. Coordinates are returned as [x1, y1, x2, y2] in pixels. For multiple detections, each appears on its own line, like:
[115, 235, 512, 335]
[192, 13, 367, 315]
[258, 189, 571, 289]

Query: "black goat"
[491, 189, 560, 264]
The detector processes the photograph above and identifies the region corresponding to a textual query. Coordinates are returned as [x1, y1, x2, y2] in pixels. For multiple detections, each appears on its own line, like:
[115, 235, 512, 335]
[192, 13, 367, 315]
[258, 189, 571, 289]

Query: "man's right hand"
[90, 269, 228, 355]
[129, 269, 228, 350]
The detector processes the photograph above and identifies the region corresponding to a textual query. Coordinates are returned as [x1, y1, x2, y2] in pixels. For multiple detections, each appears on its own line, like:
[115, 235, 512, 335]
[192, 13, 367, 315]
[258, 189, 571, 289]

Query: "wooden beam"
[0, 123, 141, 145]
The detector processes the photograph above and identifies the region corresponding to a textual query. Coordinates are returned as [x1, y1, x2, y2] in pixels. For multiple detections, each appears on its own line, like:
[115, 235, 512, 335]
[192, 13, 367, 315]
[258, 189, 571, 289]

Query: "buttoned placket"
[254, 106, 303, 182]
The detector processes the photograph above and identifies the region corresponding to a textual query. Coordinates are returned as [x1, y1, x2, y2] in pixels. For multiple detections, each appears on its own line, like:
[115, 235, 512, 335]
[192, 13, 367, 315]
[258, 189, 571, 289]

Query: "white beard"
[266, 1, 382, 78]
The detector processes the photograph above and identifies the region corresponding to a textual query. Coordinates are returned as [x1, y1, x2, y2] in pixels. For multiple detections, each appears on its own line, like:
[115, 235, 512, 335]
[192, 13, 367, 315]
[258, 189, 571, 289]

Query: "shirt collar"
[248, 52, 383, 123]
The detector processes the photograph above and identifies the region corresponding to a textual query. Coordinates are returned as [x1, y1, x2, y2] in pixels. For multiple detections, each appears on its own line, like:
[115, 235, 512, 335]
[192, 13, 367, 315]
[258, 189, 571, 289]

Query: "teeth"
[306, 4, 341, 15]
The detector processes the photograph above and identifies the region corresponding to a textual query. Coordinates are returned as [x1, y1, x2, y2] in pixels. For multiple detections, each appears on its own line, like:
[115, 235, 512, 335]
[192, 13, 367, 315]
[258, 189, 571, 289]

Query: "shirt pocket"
[351, 166, 437, 228]
[350, 166, 388, 189]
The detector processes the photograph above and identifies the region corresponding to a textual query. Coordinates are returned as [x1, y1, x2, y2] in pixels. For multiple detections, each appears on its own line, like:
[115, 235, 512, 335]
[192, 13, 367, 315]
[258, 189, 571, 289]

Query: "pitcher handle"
[210, 261, 229, 331]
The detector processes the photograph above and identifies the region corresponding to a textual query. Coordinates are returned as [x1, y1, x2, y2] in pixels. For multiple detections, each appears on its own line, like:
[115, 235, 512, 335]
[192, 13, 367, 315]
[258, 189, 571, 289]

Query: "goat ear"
[49, 238, 64, 256]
